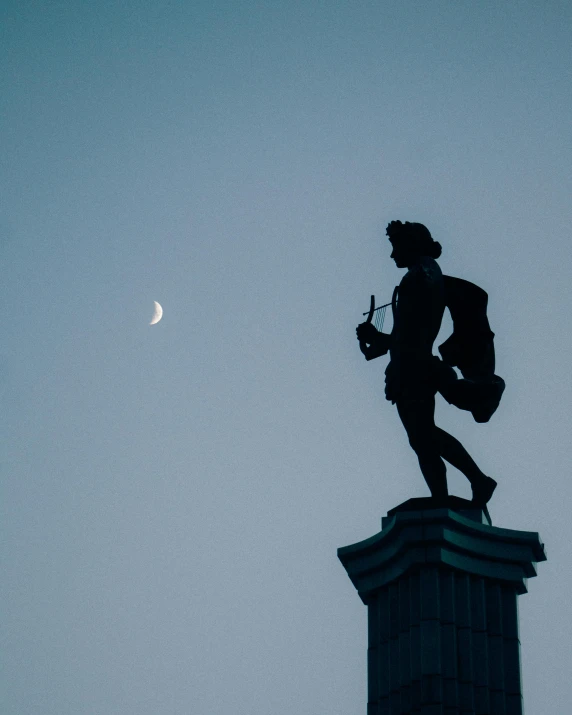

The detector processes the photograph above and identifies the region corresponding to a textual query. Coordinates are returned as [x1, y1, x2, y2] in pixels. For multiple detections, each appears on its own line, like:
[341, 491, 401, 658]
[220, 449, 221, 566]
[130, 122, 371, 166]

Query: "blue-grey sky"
[2, 2, 571, 713]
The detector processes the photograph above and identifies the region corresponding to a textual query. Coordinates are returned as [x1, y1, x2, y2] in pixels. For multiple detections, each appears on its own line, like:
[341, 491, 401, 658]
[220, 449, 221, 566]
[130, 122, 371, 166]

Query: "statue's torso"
[390, 256, 445, 363]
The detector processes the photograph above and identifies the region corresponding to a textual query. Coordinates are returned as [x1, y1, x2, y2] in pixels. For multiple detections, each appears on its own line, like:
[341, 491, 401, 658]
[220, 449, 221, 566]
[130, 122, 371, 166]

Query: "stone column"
[338, 497, 546, 715]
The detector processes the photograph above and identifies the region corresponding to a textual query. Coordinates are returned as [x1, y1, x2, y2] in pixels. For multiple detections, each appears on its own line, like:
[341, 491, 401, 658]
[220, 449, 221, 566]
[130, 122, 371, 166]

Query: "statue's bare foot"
[472, 476, 497, 506]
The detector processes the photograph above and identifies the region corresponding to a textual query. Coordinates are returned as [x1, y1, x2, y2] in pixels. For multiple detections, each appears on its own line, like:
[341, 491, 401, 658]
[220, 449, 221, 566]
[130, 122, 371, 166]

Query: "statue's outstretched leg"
[434, 427, 497, 505]
[396, 397, 448, 499]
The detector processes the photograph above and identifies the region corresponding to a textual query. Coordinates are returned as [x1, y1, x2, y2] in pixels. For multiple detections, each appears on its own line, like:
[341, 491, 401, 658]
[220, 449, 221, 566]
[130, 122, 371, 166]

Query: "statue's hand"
[357, 324, 391, 360]
[356, 322, 380, 344]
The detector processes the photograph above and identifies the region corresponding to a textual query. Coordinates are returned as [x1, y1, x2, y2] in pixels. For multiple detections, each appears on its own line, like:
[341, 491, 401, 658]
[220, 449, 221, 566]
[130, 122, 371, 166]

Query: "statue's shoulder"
[407, 256, 443, 285]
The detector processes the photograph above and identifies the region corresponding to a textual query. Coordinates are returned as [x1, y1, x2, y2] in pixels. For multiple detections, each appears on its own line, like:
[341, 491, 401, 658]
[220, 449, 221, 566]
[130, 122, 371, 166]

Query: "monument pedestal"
[338, 498, 546, 715]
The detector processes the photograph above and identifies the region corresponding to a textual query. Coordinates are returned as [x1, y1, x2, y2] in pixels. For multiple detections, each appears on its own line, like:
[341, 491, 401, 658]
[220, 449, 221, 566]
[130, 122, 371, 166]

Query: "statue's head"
[386, 220, 442, 267]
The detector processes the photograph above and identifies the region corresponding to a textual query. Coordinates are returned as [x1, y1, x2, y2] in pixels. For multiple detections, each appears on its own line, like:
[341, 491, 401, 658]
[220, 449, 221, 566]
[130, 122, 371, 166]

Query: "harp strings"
[362, 300, 391, 333]
[373, 305, 387, 332]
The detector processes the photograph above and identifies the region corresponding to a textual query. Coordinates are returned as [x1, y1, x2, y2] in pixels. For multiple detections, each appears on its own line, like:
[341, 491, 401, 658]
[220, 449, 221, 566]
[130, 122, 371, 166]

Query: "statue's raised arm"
[356, 296, 392, 360]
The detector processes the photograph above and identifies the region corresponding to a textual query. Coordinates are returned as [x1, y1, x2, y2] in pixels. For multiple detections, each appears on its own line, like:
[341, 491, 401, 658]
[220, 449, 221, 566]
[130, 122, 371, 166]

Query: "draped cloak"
[385, 268, 505, 421]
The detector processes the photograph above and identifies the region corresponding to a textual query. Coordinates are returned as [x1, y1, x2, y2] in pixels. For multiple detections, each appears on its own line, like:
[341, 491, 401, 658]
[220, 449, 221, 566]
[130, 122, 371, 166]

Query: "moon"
[150, 301, 163, 325]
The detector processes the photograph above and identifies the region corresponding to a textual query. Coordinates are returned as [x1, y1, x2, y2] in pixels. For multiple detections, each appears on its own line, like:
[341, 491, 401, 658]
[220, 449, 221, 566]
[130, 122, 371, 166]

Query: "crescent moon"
[150, 301, 163, 325]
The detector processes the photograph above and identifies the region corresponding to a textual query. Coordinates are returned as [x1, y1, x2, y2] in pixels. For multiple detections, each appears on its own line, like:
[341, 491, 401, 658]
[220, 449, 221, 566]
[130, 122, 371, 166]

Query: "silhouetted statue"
[356, 221, 504, 506]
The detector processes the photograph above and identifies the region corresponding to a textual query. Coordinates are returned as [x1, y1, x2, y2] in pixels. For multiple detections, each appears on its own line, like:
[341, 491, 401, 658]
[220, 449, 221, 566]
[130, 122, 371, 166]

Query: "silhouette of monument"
[341, 222, 546, 713]
[356, 221, 504, 506]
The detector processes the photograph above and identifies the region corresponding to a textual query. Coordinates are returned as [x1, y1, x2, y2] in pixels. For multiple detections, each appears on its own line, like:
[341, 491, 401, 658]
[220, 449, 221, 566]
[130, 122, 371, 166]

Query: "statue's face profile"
[390, 239, 418, 269]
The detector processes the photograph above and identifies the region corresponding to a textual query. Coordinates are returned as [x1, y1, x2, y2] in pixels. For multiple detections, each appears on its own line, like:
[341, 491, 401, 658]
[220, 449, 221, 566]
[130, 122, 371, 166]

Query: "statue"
[356, 221, 505, 507]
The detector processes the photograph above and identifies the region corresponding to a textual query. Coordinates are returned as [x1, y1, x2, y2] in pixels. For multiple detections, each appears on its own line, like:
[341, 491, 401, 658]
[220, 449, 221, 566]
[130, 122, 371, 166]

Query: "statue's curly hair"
[386, 220, 442, 259]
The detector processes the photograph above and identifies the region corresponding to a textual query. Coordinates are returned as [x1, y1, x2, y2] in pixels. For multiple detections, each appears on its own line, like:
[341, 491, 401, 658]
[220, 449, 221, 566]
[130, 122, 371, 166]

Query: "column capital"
[338, 497, 546, 603]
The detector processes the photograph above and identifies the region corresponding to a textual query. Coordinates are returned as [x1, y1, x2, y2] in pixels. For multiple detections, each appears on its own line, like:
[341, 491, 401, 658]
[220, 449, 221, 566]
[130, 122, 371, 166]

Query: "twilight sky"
[1, 2, 571, 713]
